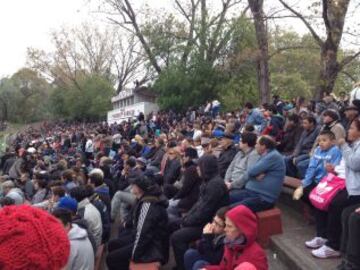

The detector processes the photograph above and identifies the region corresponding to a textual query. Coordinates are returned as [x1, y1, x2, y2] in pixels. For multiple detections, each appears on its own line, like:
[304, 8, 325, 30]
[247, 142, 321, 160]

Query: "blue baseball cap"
[57, 196, 78, 214]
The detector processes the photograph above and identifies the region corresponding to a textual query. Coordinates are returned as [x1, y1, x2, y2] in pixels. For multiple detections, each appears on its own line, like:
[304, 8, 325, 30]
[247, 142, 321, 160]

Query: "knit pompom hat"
[0, 205, 70, 270]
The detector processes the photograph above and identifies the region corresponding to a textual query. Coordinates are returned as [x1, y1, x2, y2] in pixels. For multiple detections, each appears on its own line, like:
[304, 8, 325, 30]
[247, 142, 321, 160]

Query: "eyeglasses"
[213, 218, 225, 228]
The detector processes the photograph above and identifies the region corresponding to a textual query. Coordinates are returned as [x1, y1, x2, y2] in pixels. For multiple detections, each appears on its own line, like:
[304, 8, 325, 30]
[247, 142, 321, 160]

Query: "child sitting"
[293, 130, 342, 202]
[184, 206, 229, 270]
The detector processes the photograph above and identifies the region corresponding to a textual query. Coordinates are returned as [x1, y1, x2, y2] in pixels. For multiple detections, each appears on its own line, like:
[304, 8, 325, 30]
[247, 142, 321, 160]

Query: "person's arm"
[247, 153, 269, 178]
[231, 152, 260, 188]
[341, 143, 360, 171]
[301, 151, 319, 188]
[224, 152, 240, 181]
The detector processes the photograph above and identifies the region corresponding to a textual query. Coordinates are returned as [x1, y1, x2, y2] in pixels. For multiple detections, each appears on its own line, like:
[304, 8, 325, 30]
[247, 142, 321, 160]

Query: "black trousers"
[341, 204, 360, 268]
[106, 234, 133, 270]
[171, 226, 203, 270]
[315, 189, 360, 250]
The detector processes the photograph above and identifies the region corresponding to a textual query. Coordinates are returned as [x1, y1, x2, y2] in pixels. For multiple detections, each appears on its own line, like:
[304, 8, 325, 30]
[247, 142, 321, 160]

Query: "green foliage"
[50, 74, 113, 121]
[0, 68, 52, 123]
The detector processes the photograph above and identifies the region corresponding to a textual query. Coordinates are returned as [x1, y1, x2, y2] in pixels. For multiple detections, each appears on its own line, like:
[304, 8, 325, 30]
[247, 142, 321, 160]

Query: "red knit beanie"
[0, 205, 70, 270]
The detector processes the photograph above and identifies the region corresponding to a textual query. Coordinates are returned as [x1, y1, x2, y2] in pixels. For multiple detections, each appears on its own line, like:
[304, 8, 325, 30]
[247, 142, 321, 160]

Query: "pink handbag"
[309, 173, 346, 211]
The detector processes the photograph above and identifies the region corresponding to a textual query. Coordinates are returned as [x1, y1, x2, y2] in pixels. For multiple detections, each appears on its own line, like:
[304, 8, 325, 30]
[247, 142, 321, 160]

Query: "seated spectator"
[202, 205, 268, 270]
[62, 169, 78, 192]
[111, 158, 141, 221]
[147, 137, 166, 170]
[31, 177, 50, 205]
[225, 132, 259, 191]
[337, 204, 360, 270]
[277, 114, 303, 154]
[0, 205, 70, 270]
[88, 168, 111, 212]
[70, 186, 103, 248]
[163, 148, 182, 196]
[230, 136, 285, 212]
[261, 104, 285, 141]
[184, 206, 229, 270]
[167, 148, 201, 228]
[106, 175, 168, 270]
[243, 102, 266, 133]
[53, 208, 95, 270]
[320, 110, 346, 142]
[293, 130, 342, 203]
[2, 180, 25, 205]
[285, 115, 319, 178]
[217, 134, 238, 179]
[305, 119, 360, 259]
[14, 172, 34, 200]
[343, 104, 359, 131]
[33, 185, 66, 212]
[171, 155, 229, 270]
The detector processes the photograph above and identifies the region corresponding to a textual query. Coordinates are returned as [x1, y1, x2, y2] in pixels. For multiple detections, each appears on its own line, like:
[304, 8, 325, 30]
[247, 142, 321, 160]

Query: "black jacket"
[197, 233, 225, 265]
[130, 186, 169, 264]
[277, 125, 303, 154]
[173, 160, 201, 212]
[149, 147, 166, 168]
[182, 155, 229, 227]
[163, 158, 181, 185]
[218, 145, 237, 178]
[293, 126, 320, 157]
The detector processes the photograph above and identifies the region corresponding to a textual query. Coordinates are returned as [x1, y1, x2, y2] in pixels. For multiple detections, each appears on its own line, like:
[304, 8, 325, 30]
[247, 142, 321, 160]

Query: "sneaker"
[312, 245, 341, 258]
[305, 237, 327, 249]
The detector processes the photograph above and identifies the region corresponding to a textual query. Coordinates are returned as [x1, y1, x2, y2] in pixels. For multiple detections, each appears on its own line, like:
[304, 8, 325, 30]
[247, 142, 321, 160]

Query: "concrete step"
[270, 203, 341, 270]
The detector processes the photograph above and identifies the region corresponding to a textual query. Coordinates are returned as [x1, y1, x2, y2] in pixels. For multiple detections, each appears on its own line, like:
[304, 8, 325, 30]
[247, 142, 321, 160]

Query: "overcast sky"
[0, 0, 357, 78]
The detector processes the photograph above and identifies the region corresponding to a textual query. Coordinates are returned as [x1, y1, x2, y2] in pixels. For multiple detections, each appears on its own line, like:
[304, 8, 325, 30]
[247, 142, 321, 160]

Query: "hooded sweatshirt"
[67, 223, 95, 270]
[206, 205, 268, 270]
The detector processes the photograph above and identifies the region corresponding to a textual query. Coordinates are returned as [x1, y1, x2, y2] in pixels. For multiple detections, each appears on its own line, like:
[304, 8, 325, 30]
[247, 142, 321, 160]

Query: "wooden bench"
[94, 244, 105, 270]
[129, 261, 161, 270]
[283, 176, 313, 223]
[256, 207, 283, 248]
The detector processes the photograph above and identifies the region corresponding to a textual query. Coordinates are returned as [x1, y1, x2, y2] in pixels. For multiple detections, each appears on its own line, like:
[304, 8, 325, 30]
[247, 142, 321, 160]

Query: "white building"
[107, 86, 159, 124]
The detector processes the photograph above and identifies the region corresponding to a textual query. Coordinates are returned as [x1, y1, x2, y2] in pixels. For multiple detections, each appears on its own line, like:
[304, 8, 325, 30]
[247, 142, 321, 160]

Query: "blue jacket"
[246, 109, 266, 132]
[302, 145, 342, 188]
[245, 149, 286, 203]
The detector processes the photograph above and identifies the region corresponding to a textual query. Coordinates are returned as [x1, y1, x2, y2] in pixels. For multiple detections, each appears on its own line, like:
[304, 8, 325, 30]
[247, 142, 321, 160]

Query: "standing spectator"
[277, 114, 303, 154]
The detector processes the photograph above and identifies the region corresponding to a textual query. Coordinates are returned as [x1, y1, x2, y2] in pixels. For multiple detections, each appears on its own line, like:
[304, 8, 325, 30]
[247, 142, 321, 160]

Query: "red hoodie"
[205, 205, 268, 270]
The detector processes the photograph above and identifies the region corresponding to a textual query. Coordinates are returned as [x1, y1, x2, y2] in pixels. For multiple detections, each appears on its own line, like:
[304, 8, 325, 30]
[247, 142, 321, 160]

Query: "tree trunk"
[248, 0, 270, 104]
[315, 43, 340, 100]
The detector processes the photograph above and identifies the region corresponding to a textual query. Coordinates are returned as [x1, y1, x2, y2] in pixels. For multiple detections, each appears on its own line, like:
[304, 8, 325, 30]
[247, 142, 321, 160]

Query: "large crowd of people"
[0, 89, 360, 270]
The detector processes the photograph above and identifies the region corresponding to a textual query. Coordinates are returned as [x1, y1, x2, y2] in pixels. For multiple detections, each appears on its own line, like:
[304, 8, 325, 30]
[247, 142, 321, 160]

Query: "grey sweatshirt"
[341, 140, 360, 196]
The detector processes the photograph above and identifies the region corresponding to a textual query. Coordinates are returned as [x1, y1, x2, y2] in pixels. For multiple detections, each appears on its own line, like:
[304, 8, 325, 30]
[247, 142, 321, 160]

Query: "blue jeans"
[184, 249, 209, 270]
[229, 189, 274, 212]
[285, 154, 309, 179]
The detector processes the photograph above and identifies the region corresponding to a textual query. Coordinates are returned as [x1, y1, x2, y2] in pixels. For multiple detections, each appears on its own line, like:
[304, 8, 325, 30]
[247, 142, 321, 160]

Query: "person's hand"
[203, 223, 214, 234]
[225, 181, 232, 190]
[256, 173, 265, 181]
[292, 157, 297, 165]
[293, 186, 304, 200]
[338, 138, 346, 146]
[325, 163, 335, 173]
[355, 207, 360, 214]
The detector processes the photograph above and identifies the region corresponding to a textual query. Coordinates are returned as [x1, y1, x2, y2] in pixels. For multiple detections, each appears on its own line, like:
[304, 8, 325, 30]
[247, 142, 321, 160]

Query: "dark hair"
[36, 178, 48, 189]
[126, 158, 137, 168]
[69, 186, 88, 202]
[303, 115, 317, 125]
[167, 140, 177, 148]
[88, 173, 103, 187]
[288, 114, 300, 124]
[52, 208, 72, 226]
[258, 135, 277, 150]
[84, 185, 95, 198]
[319, 130, 336, 141]
[52, 186, 66, 198]
[241, 132, 257, 148]
[0, 197, 15, 207]
[244, 124, 255, 132]
[244, 102, 254, 110]
[323, 110, 339, 121]
[216, 206, 230, 221]
[62, 169, 74, 182]
[265, 104, 278, 114]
